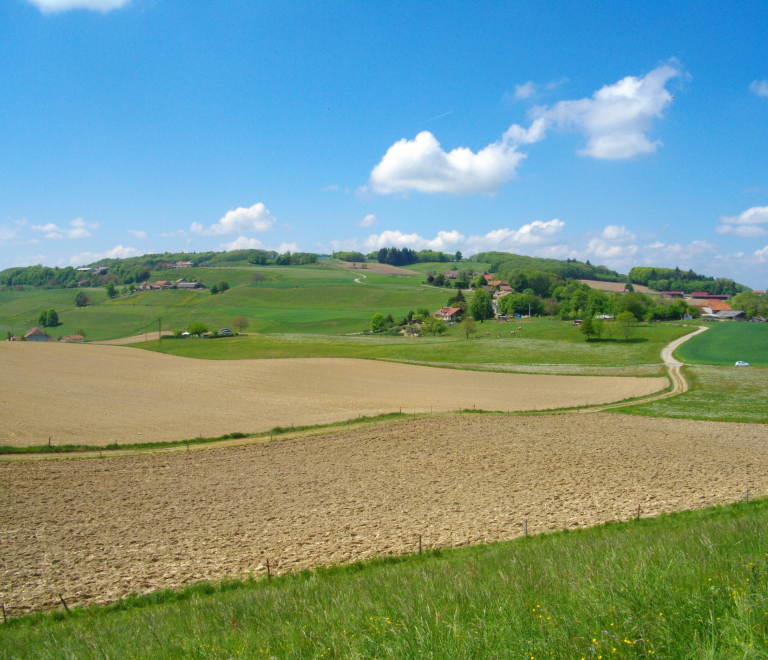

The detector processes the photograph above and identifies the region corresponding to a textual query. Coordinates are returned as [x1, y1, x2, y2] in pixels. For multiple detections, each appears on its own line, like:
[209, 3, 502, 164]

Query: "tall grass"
[3, 499, 768, 658]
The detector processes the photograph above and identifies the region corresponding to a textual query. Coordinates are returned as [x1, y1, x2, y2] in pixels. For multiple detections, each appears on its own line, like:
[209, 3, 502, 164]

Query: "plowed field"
[0, 343, 666, 447]
[2, 414, 766, 613]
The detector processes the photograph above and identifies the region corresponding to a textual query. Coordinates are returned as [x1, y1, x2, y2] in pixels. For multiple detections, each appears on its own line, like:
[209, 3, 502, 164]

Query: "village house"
[442, 270, 458, 279]
[60, 335, 85, 343]
[434, 306, 462, 322]
[24, 326, 49, 342]
[175, 261, 194, 268]
[661, 290, 685, 298]
[176, 281, 205, 289]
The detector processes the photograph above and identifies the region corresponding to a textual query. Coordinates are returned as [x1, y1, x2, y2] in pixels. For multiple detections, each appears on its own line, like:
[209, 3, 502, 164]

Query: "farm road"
[2, 413, 767, 613]
[0, 343, 666, 447]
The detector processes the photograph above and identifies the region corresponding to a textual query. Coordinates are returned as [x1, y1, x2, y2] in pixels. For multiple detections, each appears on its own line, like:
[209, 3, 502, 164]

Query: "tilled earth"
[1, 413, 766, 613]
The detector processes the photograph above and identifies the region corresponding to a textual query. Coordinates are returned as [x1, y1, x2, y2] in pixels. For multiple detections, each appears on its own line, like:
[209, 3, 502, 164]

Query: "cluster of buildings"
[138, 279, 205, 291]
[7, 327, 84, 342]
[660, 290, 762, 321]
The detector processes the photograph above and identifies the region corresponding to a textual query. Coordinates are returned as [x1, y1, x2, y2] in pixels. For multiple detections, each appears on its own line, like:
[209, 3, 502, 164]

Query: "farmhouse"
[661, 290, 685, 298]
[155, 281, 173, 289]
[701, 300, 733, 314]
[176, 281, 206, 290]
[175, 261, 194, 268]
[60, 335, 85, 343]
[442, 270, 458, 279]
[24, 326, 49, 342]
[434, 306, 462, 321]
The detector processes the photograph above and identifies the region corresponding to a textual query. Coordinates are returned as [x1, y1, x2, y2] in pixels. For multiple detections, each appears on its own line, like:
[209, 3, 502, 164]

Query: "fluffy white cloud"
[368, 66, 680, 196]
[532, 64, 682, 159]
[0, 225, 20, 241]
[367, 131, 527, 196]
[643, 240, 718, 262]
[756, 245, 768, 261]
[277, 242, 299, 253]
[32, 217, 98, 240]
[586, 225, 638, 259]
[27, 0, 130, 12]
[191, 203, 276, 236]
[718, 206, 768, 237]
[69, 245, 137, 266]
[362, 219, 564, 254]
[128, 230, 147, 239]
[220, 236, 266, 251]
[356, 214, 378, 227]
[751, 80, 768, 98]
[514, 82, 536, 100]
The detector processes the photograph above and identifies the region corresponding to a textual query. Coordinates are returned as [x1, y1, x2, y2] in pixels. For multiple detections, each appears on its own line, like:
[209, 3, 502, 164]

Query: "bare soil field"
[578, 279, 655, 295]
[0, 343, 665, 447]
[2, 413, 766, 613]
[335, 261, 420, 275]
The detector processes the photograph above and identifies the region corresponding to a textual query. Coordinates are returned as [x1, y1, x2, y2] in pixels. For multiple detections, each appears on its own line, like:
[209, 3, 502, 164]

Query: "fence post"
[59, 594, 70, 613]
[746, 489, 750, 504]
[524, 521, 528, 538]
[418, 535, 422, 555]
[266, 558, 271, 580]
[1, 604, 6, 624]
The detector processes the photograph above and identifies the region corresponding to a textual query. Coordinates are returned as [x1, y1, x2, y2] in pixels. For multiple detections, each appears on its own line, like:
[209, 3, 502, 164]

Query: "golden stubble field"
[2, 413, 767, 613]
[0, 343, 666, 447]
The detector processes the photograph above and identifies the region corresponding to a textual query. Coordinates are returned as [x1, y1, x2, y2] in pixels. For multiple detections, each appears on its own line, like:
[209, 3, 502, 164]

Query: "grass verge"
[3, 499, 768, 658]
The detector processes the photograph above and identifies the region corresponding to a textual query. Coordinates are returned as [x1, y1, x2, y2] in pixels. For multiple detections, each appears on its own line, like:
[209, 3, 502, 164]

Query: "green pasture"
[0, 264, 451, 341]
[136, 320, 692, 369]
[675, 322, 768, 366]
[4, 499, 768, 659]
[620, 365, 768, 423]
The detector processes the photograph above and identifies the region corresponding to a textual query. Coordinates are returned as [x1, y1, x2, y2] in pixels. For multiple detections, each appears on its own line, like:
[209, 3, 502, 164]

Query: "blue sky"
[1, 0, 767, 286]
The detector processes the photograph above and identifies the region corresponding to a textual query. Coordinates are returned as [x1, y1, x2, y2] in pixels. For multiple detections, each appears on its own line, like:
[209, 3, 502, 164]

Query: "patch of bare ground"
[577, 279, 656, 294]
[2, 413, 767, 613]
[0, 343, 665, 447]
[335, 261, 420, 275]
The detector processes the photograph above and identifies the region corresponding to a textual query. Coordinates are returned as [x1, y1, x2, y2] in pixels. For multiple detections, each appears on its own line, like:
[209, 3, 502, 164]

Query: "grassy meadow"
[3, 499, 768, 659]
[675, 322, 768, 367]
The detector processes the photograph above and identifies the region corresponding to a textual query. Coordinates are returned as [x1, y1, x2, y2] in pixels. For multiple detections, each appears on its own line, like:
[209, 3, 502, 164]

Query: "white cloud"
[191, 203, 276, 236]
[718, 206, 768, 237]
[31, 217, 98, 240]
[756, 245, 768, 261]
[514, 82, 536, 100]
[220, 236, 266, 251]
[356, 214, 378, 227]
[26, 0, 130, 12]
[533, 64, 682, 159]
[368, 66, 680, 196]
[128, 230, 147, 239]
[277, 242, 299, 253]
[0, 225, 20, 241]
[586, 225, 638, 259]
[750, 80, 768, 98]
[362, 219, 564, 254]
[69, 245, 137, 266]
[367, 131, 527, 196]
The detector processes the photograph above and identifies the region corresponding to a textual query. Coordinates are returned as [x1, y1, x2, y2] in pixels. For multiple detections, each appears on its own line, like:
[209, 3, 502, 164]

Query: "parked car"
[218, 328, 233, 336]
[735, 361, 750, 366]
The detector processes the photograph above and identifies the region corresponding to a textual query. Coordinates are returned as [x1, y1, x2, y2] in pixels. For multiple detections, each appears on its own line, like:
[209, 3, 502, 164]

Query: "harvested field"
[2, 413, 767, 613]
[578, 279, 655, 294]
[0, 343, 666, 447]
[334, 261, 420, 275]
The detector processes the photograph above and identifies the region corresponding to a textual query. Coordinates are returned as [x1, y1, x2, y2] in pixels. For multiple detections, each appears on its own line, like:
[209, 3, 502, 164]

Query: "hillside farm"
[2, 414, 767, 614]
[0, 343, 667, 447]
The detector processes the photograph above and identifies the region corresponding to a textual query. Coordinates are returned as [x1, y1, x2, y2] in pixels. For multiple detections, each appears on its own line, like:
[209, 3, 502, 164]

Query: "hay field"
[577, 279, 655, 294]
[0, 343, 666, 447]
[2, 413, 767, 613]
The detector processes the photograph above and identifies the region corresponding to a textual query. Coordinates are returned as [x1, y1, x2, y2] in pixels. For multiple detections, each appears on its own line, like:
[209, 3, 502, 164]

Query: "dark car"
[218, 328, 233, 336]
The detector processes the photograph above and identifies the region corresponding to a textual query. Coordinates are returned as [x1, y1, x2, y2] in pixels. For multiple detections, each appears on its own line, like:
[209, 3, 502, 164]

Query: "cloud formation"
[32, 217, 98, 240]
[586, 225, 638, 259]
[70, 245, 137, 266]
[751, 80, 768, 98]
[128, 230, 147, 239]
[27, 0, 130, 12]
[513, 82, 536, 100]
[368, 65, 681, 195]
[717, 206, 768, 237]
[191, 203, 276, 236]
[356, 214, 378, 227]
[361, 219, 565, 254]
[220, 236, 266, 251]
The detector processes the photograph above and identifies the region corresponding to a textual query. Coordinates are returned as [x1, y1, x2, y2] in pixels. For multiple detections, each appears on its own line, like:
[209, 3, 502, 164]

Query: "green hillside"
[675, 323, 768, 366]
[3, 499, 767, 659]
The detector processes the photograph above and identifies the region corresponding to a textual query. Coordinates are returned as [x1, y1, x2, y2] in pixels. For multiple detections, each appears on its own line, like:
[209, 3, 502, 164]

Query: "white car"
[735, 361, 750, 367]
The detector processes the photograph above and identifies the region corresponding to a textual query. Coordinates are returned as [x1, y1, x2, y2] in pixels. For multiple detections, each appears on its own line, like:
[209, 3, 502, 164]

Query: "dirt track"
[1, 413, 766, 613]
[0, 343, 666, 447]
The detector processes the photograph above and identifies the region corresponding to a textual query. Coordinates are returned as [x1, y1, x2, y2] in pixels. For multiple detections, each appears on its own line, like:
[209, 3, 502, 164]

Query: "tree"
[469, 288, 493, 322]
[371, 313, 387, 332]
[76, 328, 87, 339]
[614, 292, 650, 320]
[732, 292, 768, 318]
[616, 311, 636, 342]
[217, 280, 229, 292]
[624, 282, 634, 292]
[448, 289, 466, 305]
[580, 316, 596, 341]
[454, 251, 463, 262]
[187, 322, 208, 336]
[74, 291, 90, 307]
[38, 310, 48, 326]
[232, 316, 249, 332]
[460, 316, 477, 339]
[421, 316, 447, 336]
[498, 293, 544, 317]
[593, 317, 605, 340]
[46, 309, 58, 327]
[105, 281, 117, 299]
[210, 284, 219, 295]
[416, 307, 431, 320]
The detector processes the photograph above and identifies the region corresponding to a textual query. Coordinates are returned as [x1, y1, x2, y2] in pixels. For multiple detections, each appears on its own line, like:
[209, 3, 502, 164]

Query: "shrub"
[469, 288, 494, 322]
[232, 316, 249, 332]
[105, 281, 117, 299]
[217, 280, 229, 292]
[371, 313, 387, 332]
[187, 322, 208, 336]
[74, 291, 89, 307]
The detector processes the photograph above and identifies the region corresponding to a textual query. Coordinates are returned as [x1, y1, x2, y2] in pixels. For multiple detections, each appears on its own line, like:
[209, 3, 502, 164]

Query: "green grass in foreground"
[676, 322, 768, 366]
[3, 500, 768, 658]
[135, 320, 692, 368]
[620, 364, 768, 423]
